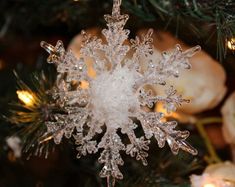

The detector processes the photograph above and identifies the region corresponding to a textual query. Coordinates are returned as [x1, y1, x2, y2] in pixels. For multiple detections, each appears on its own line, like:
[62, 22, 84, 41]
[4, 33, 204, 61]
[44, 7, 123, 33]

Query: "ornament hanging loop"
[112, 0, 122, 16]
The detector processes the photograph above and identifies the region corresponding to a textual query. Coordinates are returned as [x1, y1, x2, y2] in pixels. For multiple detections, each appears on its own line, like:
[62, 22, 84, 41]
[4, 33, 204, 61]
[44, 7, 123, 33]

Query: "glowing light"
[155, 103, 180, 121]
[204, 183, 216, 187]
[17, 90, 36, 106]
[227, 38, 235, 51]
[80, 80, 89, 89]
[39, 136, 53, 144]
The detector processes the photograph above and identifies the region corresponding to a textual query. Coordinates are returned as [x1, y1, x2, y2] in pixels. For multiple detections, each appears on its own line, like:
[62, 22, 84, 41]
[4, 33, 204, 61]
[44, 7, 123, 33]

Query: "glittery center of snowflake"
[90, 65, 140, 128]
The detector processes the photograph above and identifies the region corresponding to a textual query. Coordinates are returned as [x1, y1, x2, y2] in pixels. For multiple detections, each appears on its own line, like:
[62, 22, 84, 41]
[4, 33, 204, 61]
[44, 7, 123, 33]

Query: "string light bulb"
[227, 37, 235, 51]
[204, 184, 216, 187]
[155, 103, 180, 122]
[16, 90, 36, 107]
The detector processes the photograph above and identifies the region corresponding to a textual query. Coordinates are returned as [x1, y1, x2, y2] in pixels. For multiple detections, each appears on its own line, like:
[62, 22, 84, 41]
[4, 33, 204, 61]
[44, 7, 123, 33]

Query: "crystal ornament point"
[41, 0, 200, 184]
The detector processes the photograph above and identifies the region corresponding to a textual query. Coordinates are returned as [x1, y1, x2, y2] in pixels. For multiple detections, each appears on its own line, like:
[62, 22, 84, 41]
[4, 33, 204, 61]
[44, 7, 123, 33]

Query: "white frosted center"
[90, 65, 139, 128]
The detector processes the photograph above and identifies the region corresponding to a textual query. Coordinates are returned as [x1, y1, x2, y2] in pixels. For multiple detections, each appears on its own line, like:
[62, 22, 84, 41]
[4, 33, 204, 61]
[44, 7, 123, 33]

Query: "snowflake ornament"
[40, 0, 200, 185]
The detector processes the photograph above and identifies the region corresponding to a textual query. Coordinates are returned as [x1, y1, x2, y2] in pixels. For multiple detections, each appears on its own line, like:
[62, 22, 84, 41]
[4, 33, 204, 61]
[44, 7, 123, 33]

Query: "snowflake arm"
[126, 133, 150, 166]
[74, 132, 98, 158]
[156, 45, 201, 78]
[98, 132, 125, 180]
[138, 112, 197, 155]
[80, 31, 108, 73]
[135, 44, 201, 87]
[130, 29, 154, 65]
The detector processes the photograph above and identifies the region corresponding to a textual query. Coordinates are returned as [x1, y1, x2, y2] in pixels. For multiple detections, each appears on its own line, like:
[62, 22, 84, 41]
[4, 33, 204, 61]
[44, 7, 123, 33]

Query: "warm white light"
[17, 90, 35, 106]
[204, 183, 216, 187]
[227, 38, 235, 50]
[155, 103, 180, 122]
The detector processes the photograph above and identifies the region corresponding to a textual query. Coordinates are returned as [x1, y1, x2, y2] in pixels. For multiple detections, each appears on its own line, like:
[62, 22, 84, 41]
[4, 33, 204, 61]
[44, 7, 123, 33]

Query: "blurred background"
[0, 0, 235, 187]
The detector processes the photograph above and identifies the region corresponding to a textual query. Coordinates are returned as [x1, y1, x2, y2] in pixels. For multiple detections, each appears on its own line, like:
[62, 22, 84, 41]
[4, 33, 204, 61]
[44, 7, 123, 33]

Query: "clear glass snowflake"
[40, 0, 200, 185]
